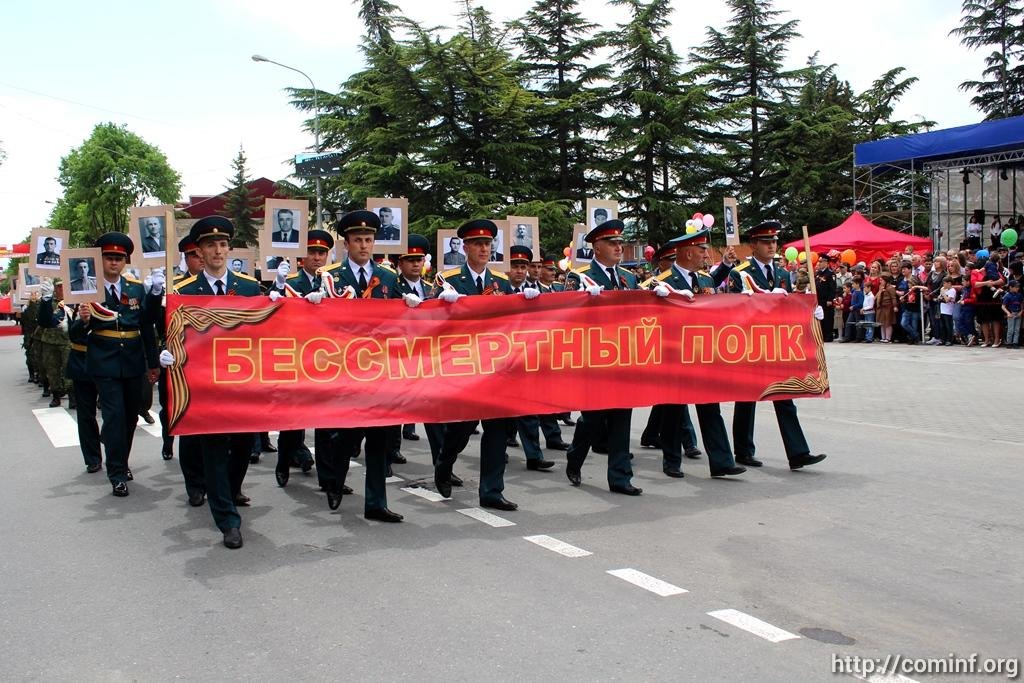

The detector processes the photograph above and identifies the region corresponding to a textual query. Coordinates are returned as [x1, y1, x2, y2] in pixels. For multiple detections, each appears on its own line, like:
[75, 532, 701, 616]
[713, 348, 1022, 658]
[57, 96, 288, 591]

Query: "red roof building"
[177, 178, 291, 219]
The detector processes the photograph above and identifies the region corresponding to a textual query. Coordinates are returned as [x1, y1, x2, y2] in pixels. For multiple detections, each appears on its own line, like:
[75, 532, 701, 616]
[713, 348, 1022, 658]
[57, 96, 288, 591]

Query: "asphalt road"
[1, 324, 1021, 681]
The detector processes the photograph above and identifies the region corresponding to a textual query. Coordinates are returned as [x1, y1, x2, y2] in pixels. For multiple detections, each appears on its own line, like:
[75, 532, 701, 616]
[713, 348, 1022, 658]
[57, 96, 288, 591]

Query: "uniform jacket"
[321, 261, 401, 299]
[395, 276, 433, 300]
[435, 264, 511, 296]
[567, 261, 639, 291]
[643, 266, 716, 295]
[69, 275, 158, 379]
[728, 257, 792, 293]
[176, 270, 262, 297]
[37, 298, 71, 345]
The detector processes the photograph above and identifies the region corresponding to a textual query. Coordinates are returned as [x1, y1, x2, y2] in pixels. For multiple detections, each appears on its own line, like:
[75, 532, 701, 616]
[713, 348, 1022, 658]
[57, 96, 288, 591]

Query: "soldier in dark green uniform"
[164, 217, 263, 548]
[65, 300, 101, 472]
[315, 211, 405, 522]
[37, 278, 72, 408]
[21, 294, 40, 384]
[644, 228, 747, 478]
[562, 219, 645, 495]
[727, 220, 827, 471]
[71, 232, 158, 497]
[432, 219, 520, 511]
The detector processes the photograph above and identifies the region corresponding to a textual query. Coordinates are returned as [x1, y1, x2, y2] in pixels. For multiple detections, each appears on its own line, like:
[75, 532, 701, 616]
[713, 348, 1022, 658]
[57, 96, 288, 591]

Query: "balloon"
[685, 221, 699, 234]
[810, 252, 820, 267]
[692, 212, 703, 221]
[784, 247, 798, 262]
[1001, 228, 1018, 247]
[798, 250, 807, 263]
[558, 258, 570, 271]
[563, 247, 571, 257]
[643, 245, 655, 261]
[702, 214, 715, 228]
[840, 249, 857, 266]
[976, 248, 989, 258]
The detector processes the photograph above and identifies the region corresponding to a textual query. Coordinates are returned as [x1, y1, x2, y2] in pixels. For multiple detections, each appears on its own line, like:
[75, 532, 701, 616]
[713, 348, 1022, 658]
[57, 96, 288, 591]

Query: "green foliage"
[50, 123, 181, 247]
[220, 146, 263, 247]
[950, 0, 1024, 119]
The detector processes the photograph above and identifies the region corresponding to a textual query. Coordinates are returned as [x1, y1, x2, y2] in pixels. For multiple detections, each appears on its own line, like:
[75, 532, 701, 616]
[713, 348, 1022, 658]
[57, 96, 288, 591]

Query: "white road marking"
[348, 459, 362, 468]
[385, 475, 404, 484]
[606, 568, 687, 597]
[138, 421, 162, 438]
[706, 609, 799, 642]
[456, 507, 516, 527]
[33, 408, 79, 448]
[523, 535, 592, 557]
[400, 486, 447, 503]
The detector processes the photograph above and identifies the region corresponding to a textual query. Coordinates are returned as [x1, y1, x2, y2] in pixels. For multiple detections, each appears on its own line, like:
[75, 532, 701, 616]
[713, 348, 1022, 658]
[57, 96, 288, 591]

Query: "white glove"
[40, 280, 54, 300]
[403, 293, 423, 308]
[305, 291, 323, 305]
[159, 350, 175, 368]
[740, 288, 754, 296]
[144, 274, 153, 291]
[274, 261, 290, 287]
[268, 290, 282, 302]
[150, 269, 166, 295]
[585, 285, 602, 296]
[652, 283, 670, 298]
[677, 288, 695, 301]
[770, 287, 789, 296]
[814, 305, 824, 321]
[439, 287, 463, 304]
[522, 288, 540, 300]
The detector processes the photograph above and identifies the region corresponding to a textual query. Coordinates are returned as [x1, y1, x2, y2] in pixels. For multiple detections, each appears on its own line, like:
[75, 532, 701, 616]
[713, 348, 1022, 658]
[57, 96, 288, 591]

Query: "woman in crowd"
[876, 274, 899, 343]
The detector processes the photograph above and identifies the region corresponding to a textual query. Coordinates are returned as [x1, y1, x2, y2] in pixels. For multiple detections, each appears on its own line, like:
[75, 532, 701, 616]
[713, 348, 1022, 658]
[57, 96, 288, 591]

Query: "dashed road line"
[606, 568, 687, 596]
[400, 486, 447, 502]
[33, 407, 79, 448]
[457, 507, 516, 527]
[706, 609, 799, 643]
[523, 535, 592, 557]
[385, 475, 404, 484]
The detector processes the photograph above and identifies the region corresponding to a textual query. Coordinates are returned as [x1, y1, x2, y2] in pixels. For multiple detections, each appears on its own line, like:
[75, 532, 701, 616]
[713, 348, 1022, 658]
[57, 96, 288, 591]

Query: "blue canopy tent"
[855, 115, 1024, 169]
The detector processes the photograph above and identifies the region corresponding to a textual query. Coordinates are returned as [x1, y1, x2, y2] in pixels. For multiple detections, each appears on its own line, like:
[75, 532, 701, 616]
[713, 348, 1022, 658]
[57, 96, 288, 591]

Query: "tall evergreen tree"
[950, 0, 1024, 119]
[220, 146, 262, 247]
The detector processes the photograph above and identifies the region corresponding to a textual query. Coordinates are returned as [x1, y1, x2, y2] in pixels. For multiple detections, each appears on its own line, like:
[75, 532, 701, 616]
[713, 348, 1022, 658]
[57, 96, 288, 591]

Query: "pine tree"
[220, 146, 262, 247]
[950, 0, 1024, 119]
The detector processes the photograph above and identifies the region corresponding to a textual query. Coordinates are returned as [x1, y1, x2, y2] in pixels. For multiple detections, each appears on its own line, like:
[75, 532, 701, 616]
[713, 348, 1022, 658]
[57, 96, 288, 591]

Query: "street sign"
[294, 151, 344, 178]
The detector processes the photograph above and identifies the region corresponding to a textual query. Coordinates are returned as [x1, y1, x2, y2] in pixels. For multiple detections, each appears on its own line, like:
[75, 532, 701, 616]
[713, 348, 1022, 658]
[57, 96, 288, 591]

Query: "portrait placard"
[723, 197, 740, 246]
[571, 223, 592, 266]
[489, 220, 510, 272]
[506, 216, 540, 256]
[585, 199, 618, 229]
[437, 229, 464, 269]
[18, 266, 42, 301]
[128, 205, 174, 268]
[227, 248, 257, 277]
[260, 198, 309, 270]
[366, 197, 409, 255]
[60, 248, 103, 304]
[29, 227, 70, 272]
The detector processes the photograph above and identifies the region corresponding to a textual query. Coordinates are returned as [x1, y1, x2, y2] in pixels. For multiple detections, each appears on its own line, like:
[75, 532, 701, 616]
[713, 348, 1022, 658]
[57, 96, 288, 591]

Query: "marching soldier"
[644, 228, 747, 478]
[563, 219, 645, 495]
[65, 299, 101, 473]
[71, 232, 159, 497]
[22, 293, 41, 384]
[163, 217, 262, 548]
[538, 253, 565, 292]
[433, 219, 536, 510]
[315, 210, 406, 522]
[36, 278, 72, 408]
[727, 220, 827, 471]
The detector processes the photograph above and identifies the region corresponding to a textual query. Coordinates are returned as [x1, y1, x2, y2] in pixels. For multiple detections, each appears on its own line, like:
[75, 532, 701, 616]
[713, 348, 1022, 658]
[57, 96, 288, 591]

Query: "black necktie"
[108, 285, 117, 301]
[606, 267, 617, 289]
[475, 276, 484, 294]
[690, 272, 699, 292]
[358, 268, 368, 290]
[215, 279, 225, 295]
[765, 264, 774, 287]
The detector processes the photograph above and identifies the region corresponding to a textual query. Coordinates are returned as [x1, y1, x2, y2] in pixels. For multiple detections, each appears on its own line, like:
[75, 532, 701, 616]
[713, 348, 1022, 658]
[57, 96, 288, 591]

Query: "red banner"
[166, 292, 829, 435]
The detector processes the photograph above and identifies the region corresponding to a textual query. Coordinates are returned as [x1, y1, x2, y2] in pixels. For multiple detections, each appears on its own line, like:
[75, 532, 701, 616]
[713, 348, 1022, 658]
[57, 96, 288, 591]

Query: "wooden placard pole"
[802, 224, 816, 297]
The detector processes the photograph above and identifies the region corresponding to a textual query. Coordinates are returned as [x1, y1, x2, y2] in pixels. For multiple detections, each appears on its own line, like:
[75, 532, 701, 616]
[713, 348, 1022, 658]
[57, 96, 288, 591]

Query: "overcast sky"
[0, 0, 978, 246]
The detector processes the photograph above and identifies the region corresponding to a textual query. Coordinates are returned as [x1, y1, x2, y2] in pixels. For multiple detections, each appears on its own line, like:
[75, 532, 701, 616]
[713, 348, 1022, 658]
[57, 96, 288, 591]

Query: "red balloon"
[563, 247, 571, 257]
[643, 245, 655, 262]
[692, 212, 703, 221]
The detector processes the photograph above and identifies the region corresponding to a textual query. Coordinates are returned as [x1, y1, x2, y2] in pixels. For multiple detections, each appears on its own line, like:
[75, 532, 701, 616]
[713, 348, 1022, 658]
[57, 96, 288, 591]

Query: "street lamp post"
[252, 54, 323, 230]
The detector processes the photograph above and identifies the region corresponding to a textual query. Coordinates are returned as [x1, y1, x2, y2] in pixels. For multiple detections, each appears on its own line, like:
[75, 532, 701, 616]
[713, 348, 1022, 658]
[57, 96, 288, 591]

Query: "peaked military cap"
[585, 219, 625, 244]
[338, 210, 380, 234]
[95, 231, 135, 257]
[190, 216, 234, 243]
[457, 219, 498, 240]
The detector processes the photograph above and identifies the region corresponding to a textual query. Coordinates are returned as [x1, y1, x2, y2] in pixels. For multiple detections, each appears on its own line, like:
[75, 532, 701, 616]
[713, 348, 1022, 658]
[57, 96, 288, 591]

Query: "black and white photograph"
[366, 197, 409, 255]
[17, 266, 41, 302]
[585, 199, 618, 230]
[227, 248, 255, 275]
[139, 216, 166, 255]
[723, 196, 740, 246]
[128, 206, 174, 268]
[69, 258, 97, 293]
[271, 209, 301, 246]
[374, 206, 401, 243]
[572, 223, 592, 265]
[506, 215, 540, 256]
[60, 247, 104, 304]
[260, 198, 309, 270]
[30, 228, 69, 271]
[439, 231, 465, 267]
[488, 220, 510, 271]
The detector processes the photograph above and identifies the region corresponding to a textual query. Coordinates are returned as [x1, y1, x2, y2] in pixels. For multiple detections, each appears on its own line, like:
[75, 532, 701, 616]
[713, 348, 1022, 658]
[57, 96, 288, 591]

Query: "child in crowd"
[842, 277, 864, 342]
[1002, 280, 1022, 348]
[939, 276, 957, 346]
[861, 279, 876, 343]
[876, 274, 898, 343]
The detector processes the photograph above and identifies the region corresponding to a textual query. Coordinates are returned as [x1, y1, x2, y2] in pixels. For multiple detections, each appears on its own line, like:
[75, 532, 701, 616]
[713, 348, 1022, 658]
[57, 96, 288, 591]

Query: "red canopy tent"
[783, 212, 933, 264]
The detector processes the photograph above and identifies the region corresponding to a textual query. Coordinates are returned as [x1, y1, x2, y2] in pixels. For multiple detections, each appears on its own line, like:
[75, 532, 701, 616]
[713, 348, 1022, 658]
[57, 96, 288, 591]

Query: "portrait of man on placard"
[139, 216, 166, 255]
[514, 223, 532, 248]
[575, 232, 594, 260]
[69, 258, 97, 293]
[35, 236, 62, 268]
[24, 270, 40, 286]
[271, 208, 300, 245]
[489, 231, 504, 263]
[374, 206, 401, 243]
[590, 207, 609, 228]
[444, 236, 466, 266]
[724, 206, 735, 238]
[230, 258, 246, 274]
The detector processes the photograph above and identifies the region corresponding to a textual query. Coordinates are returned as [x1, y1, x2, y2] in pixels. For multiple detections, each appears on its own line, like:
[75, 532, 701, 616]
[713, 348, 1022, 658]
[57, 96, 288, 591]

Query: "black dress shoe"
[684, 448, 702, 459]
[365, 507, 404, 523]
[527, 459, 555, 471]
[390, 453, 407, 465]
[610, 483, 642, 496]
[275, 466, 289, 487]
[222, 528, 243, 549]
[402, 431, 420, 441]
[789, 453, 827, 470]
[234, 493, 251, 506]
[710, 465, 747, 477]
[125, 468, 133, 481]
[141, 411, 155, 425]
[435, 468, 452, 499]
[48, 396, 61, 408]
[480, 496, 518, 511]
[263, 444, 277, 453]
[546, 441, 570, 451]
[161, 450, 173, 461]
[560, 417, 576, 426]
[566, 467, 581, 487]
[249, 453, 261, 464]
[112, 482, 129, 497]
[86, 463, 102, 474]
[326, 486, 343, 510]
[736, 455, 763, 467]
[663, 467, 685, 478]
[342, 485, 354, 495]
[188, 491, 206, 507]
[449, 473, 463, 487]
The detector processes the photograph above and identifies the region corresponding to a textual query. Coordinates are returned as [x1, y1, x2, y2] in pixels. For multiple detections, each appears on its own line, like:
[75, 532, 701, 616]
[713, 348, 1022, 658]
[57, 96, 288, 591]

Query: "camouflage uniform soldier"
[37, 279, 73, 407]
[22, 295, 41, 383]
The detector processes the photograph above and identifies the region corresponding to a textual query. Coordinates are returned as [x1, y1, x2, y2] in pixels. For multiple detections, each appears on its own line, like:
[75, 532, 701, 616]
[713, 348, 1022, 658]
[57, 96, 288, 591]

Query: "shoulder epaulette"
[175, 274, 199, 289]
[441, 267, 462, 278]
[488, 269, 508, 280]
[698, 270, 710, 277]
[639, 276, 657, 289]
[656, 270, 673, 281]
[572, 264, 590, 274]
[734, 261, 751, 271]
[321, 262, 342, 273]
[233, 272, 258, 282]
[172, 273, 187, 283]
[286, 272, 301, 280]
[123, 275, 141, 284]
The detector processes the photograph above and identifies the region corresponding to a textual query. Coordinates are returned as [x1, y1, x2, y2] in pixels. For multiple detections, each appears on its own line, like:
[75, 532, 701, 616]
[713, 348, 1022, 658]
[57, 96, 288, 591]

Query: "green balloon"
[1001, 228, 1018, 247]
[784, 246, 798, 261]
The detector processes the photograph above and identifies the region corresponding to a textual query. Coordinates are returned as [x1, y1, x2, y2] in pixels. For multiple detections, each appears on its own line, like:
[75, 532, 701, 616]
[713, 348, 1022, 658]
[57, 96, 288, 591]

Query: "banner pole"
[802, 225, 816, 297]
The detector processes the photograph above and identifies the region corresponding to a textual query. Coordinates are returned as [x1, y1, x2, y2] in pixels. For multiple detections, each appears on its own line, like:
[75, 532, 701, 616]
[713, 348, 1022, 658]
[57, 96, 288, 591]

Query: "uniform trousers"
[200, 433, 251, 531]
[73, 378, 101, 469]
[156, 369, 174, 455]
[661, 403, 737, 471]
[644, 404, 698, 451]
[566, 409, 634, 488]
[515, 414, 563, 461]
[95, 376, 141, 485]
[178, 435, 205, 498]
[315, 426, 389, 512]
[732, 400, 810, 462]
[438, 418, 509, 501]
